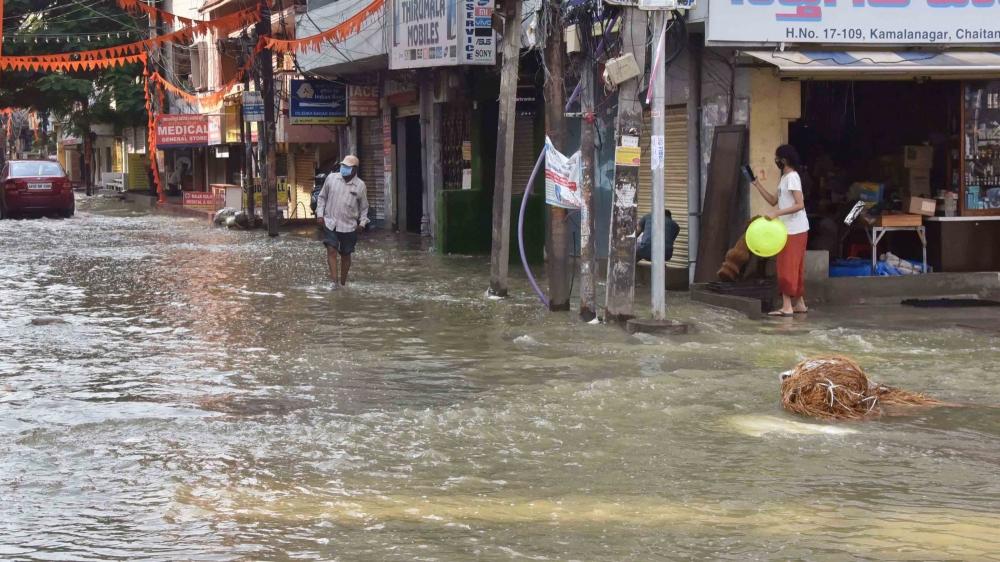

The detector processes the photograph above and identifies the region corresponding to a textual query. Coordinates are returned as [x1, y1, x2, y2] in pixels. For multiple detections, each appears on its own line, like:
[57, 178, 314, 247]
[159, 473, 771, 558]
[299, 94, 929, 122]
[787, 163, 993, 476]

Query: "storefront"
[707, 1, 1000, 275]
[155, 114, 212, 197]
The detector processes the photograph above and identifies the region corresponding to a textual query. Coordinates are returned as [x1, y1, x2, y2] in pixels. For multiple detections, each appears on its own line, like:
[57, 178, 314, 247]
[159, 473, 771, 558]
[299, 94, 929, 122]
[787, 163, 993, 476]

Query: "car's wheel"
[61, 204, 75, 219]
[0, 198, 6, 220]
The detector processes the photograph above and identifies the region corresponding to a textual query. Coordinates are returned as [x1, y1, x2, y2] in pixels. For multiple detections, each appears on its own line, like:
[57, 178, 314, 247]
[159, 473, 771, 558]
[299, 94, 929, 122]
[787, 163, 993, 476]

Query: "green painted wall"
[436, 189, 545, 265]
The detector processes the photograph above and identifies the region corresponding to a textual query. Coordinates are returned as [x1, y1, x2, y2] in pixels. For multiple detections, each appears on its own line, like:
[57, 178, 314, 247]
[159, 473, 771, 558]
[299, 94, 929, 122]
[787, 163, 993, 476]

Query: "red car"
[0, 160, 75, 219]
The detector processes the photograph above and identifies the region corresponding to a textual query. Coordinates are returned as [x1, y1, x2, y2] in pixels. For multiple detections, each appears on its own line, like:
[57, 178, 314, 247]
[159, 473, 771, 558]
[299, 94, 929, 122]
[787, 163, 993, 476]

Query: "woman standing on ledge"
[752, 144, 810, 317]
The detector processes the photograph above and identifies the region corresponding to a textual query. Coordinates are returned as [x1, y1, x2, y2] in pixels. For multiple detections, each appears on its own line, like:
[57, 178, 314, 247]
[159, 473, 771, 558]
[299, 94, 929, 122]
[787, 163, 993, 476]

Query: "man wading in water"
[316, 155, 369, 288]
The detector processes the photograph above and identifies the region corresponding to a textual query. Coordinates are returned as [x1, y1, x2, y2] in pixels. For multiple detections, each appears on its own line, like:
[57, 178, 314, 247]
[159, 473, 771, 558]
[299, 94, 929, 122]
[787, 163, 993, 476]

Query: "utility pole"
[650, 12, 668, 320]
[240, 43, 256, 222]
[145, 0, 165, 204]
[604, 7, 648, 323]
[543, 0, 570, 311]
[488, 0, 523, 297]
[257, 0, 279, 237]
[578, 43, 597, 321]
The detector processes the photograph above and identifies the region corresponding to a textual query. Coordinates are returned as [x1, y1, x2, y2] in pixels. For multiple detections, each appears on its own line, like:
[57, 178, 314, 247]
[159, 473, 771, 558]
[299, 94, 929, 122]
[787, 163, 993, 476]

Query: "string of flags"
[1, 31, 140, 44]
[264, 0, 383, 54]
[0, 8, 257, 67]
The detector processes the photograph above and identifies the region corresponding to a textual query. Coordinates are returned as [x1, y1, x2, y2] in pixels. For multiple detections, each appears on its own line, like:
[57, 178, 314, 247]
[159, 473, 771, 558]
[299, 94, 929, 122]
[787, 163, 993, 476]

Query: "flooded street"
[2, 196, 999, 561]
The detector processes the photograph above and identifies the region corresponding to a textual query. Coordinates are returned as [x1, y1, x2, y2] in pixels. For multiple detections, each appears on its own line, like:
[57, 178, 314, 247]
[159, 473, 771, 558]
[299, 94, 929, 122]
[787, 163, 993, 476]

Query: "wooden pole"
[604, 7, 648, 323]
[488, 0, 523, 297]
[543, 0, 571, 311]
[257, 0, 279, 237]
[578, 47, 597, 322]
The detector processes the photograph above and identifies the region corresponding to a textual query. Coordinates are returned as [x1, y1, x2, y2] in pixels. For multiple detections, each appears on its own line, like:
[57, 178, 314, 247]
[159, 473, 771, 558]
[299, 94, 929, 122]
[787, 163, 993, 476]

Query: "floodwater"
[2, 196, 999, 561]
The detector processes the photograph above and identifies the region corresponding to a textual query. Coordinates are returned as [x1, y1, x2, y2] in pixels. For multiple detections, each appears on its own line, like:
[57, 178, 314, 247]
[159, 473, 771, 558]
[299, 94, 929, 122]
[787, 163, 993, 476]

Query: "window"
[9, 162, 65, 177]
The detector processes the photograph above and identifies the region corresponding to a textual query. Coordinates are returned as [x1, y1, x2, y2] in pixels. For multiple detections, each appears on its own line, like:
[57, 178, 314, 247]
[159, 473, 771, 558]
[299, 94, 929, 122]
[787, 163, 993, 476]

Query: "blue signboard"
[242, 91, 264, 122]
[289, 80, 347, 125]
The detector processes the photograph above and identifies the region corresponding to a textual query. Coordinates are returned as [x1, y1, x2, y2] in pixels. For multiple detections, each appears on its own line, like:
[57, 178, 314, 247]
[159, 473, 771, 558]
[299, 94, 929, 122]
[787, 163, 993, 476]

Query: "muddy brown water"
[1, 196, 999, 560]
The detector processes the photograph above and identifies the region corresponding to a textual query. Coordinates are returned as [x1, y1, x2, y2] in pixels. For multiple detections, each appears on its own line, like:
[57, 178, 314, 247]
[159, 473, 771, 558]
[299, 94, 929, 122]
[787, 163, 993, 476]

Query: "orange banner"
[265, 0, 383, 54]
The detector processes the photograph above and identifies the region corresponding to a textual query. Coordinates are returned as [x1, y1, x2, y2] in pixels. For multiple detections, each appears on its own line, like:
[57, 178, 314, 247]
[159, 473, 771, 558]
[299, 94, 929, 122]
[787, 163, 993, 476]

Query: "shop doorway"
[397, 115, 424, 233]
[789, 80, 961, 260]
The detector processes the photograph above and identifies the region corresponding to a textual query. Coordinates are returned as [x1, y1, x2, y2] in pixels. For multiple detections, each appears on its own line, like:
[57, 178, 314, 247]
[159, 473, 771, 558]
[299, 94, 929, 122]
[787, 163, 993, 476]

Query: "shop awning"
[742, 50, 1000, 79]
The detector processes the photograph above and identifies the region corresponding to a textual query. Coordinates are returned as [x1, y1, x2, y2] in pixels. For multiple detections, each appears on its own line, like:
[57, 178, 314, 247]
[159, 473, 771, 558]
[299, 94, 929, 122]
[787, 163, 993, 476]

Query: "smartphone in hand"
[741, 164, 757, 183]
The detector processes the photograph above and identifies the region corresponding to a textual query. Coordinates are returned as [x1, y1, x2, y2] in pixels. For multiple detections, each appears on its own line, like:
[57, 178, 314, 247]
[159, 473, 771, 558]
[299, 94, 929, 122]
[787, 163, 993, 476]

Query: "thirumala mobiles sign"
[708, 0, 1000, 44]
[390, 0, 496, 69]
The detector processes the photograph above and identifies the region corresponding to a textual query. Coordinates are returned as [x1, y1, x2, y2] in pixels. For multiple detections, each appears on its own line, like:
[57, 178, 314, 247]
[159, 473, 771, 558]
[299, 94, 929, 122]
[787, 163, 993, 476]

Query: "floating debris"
[780, 355, 940, 421]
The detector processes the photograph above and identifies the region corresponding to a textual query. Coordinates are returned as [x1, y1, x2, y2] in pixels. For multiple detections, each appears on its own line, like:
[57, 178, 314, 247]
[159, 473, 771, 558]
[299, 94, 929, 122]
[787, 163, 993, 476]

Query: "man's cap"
[340, 155, 359, 167]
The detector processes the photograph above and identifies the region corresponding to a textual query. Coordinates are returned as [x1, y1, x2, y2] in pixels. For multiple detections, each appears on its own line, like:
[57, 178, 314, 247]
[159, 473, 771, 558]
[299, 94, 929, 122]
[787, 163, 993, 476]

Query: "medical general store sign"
[708, 0, 1000, 44]
[155, 114, 209, 147]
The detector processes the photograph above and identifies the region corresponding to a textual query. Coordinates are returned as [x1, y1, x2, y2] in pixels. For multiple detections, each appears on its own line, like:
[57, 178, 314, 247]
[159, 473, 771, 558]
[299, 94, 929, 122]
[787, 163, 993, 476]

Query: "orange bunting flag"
[0, 53, 147, 72]
[0, 8, 256, 66]
[265, 0, 383, 54]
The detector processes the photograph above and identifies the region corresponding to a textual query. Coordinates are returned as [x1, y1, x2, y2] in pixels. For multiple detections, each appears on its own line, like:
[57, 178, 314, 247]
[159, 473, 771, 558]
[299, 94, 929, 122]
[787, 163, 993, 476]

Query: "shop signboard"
[289, 79, 348, 125]
[126, 153, 150, 192]
[389, 0, 495, 69]
[224, 103, 241, 143]
[155, 114, 209, 147]
[242, 91, 264, 122]
[349, 85, 380, 117]
[708, 0, 1000, 45]
[206, 114, 223, 146]
[183, 191, 222, 210]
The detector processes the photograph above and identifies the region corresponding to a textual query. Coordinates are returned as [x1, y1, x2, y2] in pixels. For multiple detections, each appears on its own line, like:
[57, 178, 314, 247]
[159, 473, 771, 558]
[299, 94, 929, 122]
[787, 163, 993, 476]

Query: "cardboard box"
[906, 196, 937, 217]
[904, 145, 933, 169]
[877, 213, 923, 227]
[905, 168, 931, 198]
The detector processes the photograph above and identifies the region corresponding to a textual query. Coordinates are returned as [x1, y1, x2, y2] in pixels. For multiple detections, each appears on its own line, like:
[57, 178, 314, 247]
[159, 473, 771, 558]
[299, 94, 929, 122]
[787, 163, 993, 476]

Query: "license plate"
[27, 183, 52, 190]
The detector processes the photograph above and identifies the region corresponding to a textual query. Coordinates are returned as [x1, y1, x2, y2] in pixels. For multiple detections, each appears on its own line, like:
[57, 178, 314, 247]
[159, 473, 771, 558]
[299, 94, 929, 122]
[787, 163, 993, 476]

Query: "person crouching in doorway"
[751, 144, 810, 317]
[316, 155, 369, 288]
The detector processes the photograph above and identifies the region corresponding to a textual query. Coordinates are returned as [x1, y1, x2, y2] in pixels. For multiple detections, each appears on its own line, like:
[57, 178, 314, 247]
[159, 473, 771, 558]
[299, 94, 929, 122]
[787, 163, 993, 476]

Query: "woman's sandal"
[793, 308, 809, 314]
[767, 310, 794, 317]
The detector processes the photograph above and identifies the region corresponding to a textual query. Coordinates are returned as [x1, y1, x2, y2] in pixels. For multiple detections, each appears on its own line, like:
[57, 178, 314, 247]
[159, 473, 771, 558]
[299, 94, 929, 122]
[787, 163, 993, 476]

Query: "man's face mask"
[340, 165, 354, 178]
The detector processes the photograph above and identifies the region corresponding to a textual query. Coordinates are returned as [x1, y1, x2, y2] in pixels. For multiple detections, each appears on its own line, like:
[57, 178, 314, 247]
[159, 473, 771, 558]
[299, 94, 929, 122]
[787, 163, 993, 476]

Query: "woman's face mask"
[340, 165, 354, 178]
[775, 158, 785, 171]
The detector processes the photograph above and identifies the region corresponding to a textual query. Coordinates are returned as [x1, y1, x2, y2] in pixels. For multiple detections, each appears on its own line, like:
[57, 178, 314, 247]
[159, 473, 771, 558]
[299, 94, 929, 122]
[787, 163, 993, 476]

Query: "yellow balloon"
[745, 217, 788, 258]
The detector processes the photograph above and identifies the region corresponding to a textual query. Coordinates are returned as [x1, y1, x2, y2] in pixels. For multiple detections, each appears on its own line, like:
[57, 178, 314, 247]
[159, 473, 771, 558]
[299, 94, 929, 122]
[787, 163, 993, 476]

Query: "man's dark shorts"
[322, 226, 358, 255]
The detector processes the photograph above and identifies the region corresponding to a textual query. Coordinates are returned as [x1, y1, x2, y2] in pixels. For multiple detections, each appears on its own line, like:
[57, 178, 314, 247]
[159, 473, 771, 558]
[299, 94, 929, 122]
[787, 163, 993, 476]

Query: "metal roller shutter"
[637, 106, 689, 269]
[359, 117, 385, 221]
[511, 114, 536, 195]
[293, 152, 315, 218]
[664, 106, 689, 270]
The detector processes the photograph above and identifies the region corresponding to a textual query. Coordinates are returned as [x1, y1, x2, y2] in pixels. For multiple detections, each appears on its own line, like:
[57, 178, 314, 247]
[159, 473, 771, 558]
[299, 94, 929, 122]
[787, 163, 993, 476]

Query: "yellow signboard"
[243, 179, 290, 209]
[127, 153, 150, 191]
[614, 146, 641, 167]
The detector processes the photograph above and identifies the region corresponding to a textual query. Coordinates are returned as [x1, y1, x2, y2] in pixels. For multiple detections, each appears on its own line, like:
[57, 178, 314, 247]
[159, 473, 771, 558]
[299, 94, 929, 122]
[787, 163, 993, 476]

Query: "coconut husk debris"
[780, 355, 940, 421]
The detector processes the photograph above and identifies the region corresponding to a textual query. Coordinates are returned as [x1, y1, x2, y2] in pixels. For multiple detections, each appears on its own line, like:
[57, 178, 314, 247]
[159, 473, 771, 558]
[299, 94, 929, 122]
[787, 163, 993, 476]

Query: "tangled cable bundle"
[780, 356, 940, 421]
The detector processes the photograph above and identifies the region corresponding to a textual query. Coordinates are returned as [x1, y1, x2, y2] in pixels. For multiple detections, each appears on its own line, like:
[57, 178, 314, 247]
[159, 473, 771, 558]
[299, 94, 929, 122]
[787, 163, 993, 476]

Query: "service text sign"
[708, 0, 1000, 44]
[390, 0, 495, 69]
